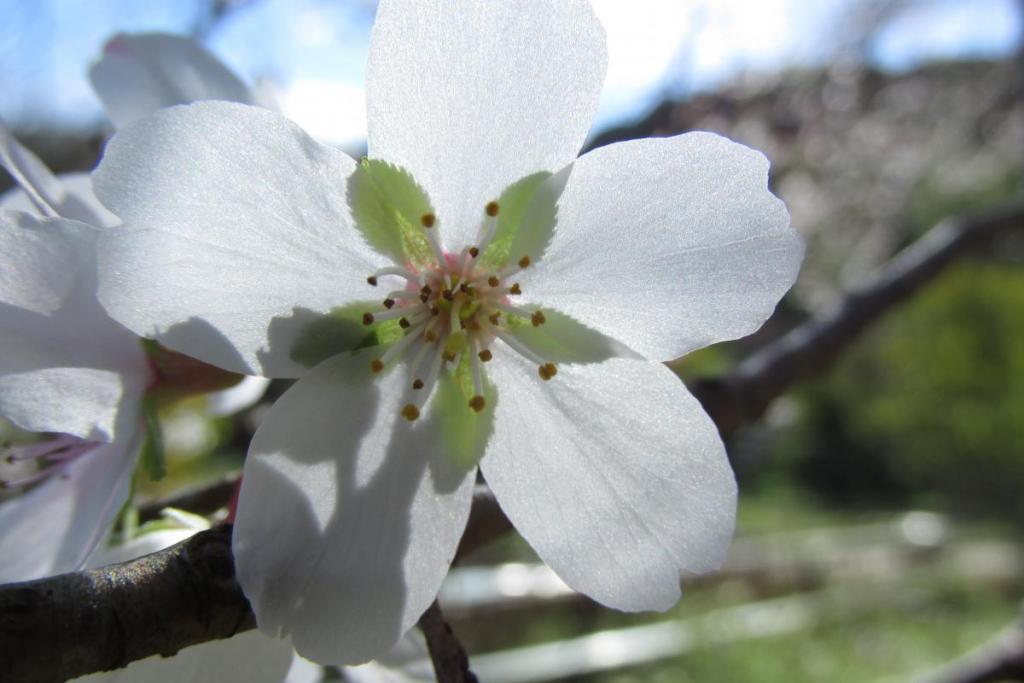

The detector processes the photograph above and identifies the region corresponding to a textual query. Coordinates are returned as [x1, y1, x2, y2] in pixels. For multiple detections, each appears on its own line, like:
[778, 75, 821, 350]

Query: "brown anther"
[469, 395, 486, 412]
[425, 330, 438, 342]
[487, 275, 500, 287]
[430, 306, 440, 315]
[518, 255, 531, 269]
[420, 293, 430, 303]
[421, 285, 432, 295]
[488, 312, 501, 325]
[383, 298, 395, 309]
[478, 349, 493, 362]
[509, 283, 522, 295]
[469, 247, 480, 258]
[412, 379, 424, 390]
[538, 362, 557, 380]
[362, 312, 375, 325]
[531, 310, 546, 327]
[401, 404, 421, 421]
[467, 319, 482, 331]
[421, 213, 436, 228]
[485, 201, 499, 217]
[367, 276, 378, 286]
[442, 289, 454, 301]
[442, 351, 456, 362]
[370, 359, 384, 374]
[399, 318, 411, 329]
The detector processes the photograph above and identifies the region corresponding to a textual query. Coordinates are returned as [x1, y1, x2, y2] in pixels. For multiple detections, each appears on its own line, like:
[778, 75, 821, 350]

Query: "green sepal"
[430, 353, 496, 470]
[347, 158, 435, 268]
[479, 171, 551, 269]
[139, 393, 166, 481]
[289, 301, 404, 368]
[504, 307, 618, 364]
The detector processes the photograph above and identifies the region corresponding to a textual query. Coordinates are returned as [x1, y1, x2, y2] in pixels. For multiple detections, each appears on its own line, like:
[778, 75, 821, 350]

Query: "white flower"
[93, 0, 803, 665]
[0, 34, 267, 581]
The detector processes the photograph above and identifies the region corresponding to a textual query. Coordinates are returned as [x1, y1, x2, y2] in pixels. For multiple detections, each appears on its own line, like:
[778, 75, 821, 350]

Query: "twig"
[912, 623, 1024, 683]
[418, 600, 477, 683]
[2, 202, 1021, 681]
[0, 526, 254, 683]
[691, 201, 1024, 436]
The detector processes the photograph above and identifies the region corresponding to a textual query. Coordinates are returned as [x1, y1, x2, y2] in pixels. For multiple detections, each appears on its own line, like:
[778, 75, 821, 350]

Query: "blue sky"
[0, 0, 1019, 145]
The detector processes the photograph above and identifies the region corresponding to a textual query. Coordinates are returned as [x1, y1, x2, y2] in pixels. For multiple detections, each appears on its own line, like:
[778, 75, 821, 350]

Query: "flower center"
[363, 201, 556, 421]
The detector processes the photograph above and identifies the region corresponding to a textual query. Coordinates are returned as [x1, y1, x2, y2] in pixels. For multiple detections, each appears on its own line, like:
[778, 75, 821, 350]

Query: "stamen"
[469, 339, 486, 412]
[362, 312, 375, 326]
[412, 379, 425, 390]
[419, 213, 445, 267]
[487, 275, 500, 287]
[401, 404, 421, 421]
[384, 299, 396, 309]
[508, 283, 522, 295]
[478, 349, 493, 362]
[371, 266, 419, 284]
[476, 201, 501, 255]
[371, 305, 427, 324]
[421, 213, 436, 228]
[370, 359, 385, 374]
[378, 326, 424, 367]
[469, 247, 480, 258]
[538, 362, 558, 381]
[367, 276, 378, 286]
[530, 310, 546, 327]
[496, 330, 547, 366]
[496, 302, 534, 320]
[469, 395, 486, 412]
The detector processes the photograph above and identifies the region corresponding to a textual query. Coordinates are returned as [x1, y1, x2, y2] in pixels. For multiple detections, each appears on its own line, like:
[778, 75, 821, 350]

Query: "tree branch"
[0, 526, 253, 683]
[418, 600, 477, 683]
[2, 202, 1022, 682]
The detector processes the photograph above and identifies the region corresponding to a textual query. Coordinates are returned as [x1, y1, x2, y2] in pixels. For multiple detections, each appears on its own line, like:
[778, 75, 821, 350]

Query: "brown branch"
[913, 623, 1024, 683]
[2, 202, 1022, 682]
[691, 201, 1024, 436]
[0, 526, 254, 683]
[418, 600, 477, 683]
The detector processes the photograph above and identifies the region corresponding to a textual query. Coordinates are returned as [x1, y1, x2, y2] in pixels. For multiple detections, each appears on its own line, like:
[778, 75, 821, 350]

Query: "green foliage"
[430, 352, 496, 470]
[139, 394, 166, 481]
[780, 262, 1024, 519]
[479, 171, 553, 269]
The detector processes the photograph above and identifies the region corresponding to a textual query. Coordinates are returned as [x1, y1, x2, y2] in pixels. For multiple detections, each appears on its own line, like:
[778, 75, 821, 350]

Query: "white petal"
[344, 629, 434, 683]
[89, 33, 255, 129]
[94, 102, 380, 378]
[522, 132, 804, 361]
[480, 356, 736, 611]
[366, 0, 607, 248]
[0, 172, 118, 227]
[234, 353, 476, 665]
[205, 375, 271, 417]
[0, 119, 62, 217]
[0, 213, 149, 440]
[70, 630, 295, 683]
[0, 435, 139, 582]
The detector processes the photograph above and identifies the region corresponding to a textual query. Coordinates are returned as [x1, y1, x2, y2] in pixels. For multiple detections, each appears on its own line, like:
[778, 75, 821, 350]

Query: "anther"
[442, 289, 454, 301]
[399, 318, 411, 329]
[485, 201, 500, 217]
[430, 306, 440, 315]
[538, 362, 557, 380]
[401, 404, 421, 421]
[478, 349, 493, 362]
[469, 247, 480, 258]
[442, 351, 456, 362]
[367, 276, 378, 286]
[362, 312, 375, 326]
[518, 255, 531, 269]
[421, 285, 432, 295]
[425, 330, 438, 342]
[467, 319, 481, 331]
[487, 275, 500, 287]
[420, 293, 430, 303]
[412, 379, 424, 390]
[510, 283, 522, 295]
[370, 359, 384, 374]
[383, 298, 396, 309]
[469, 395, 486, 412]
[459, 283, 470, 294]
[421, 213, 436, 228]
[531, 310, 546, 327]
[488, 312, 501, 325]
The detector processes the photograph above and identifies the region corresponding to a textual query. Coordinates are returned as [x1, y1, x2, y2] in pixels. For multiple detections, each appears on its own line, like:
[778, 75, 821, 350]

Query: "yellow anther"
[401, 404, 421, 421]
[412, 378, 424, 390]
[383, 298, 395, 309]
[421, 213, 436, 228]
[478, 349, 493, 362]
[370, 359, 384, 374]
[538, 362, 557, 380]
[518, 255, 531, 269]
[531, 310, 546, 327]
[469, 395, 486, 412]
[485, 201, 500, 217]
[362, 312, 375, 326]
[367, 276, 378, 286]
[510, 283, 522, 295]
